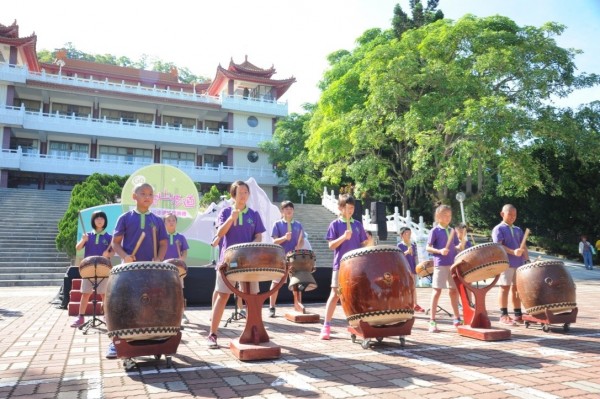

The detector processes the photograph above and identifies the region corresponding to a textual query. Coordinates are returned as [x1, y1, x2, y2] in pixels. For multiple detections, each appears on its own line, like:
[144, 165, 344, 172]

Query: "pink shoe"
[70, 315, 84, 328]
[499, 315, 517, 326]
[320, 325, 331, 340]
[414, 304, 425, 313]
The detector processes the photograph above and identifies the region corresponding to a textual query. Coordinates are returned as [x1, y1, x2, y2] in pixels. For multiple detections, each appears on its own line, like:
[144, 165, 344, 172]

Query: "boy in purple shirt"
[492, 204, 529, 325]
[269, 200, 304, 317]
[207, 180, 266, 349]
[70, 211, 112, 328]
[426, 204, 462, 332]
[320, 194, 368, 340]
[397, 226, 424, 313]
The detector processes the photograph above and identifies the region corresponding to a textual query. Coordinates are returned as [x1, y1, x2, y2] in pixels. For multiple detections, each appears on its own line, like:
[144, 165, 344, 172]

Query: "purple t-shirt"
[427, 226, 460, 267]
[492, 222, 525, 268]
[113, 210, 168, 262]
[164, 232, 189, 260]
[217, 207, 266, 264]
[397, 241, 418, 274]
[326, 219, 367, 271]
[83, 231, 112, 257]
[271, 219, 303, 253]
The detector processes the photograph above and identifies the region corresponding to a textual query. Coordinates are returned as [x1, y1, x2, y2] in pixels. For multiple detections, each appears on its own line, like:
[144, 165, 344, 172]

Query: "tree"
[56, 174, 127, 258]
[199, 185, 229, 208]
[392, 0, 444, 39]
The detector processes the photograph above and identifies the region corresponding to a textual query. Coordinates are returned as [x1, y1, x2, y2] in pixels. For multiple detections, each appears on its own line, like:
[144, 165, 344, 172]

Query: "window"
[101, 108, 154, 124]
[162, 151, 195, 167]
[14, 98, 42, 112]
[49, 141, 89, 159]
[10, 138, 39, 154]
[204, 120, 227, 132]
[99, 145, 152, 164]
[52, 102, 92, 117]
[247, 151, 259, 163]
[247, 116, 258, 128]
[162, 115, 196, 129]
[204, 154, 227, 168]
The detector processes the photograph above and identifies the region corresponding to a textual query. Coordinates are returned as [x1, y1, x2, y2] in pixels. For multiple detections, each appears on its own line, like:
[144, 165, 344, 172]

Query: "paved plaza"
[1, 253, 599, 399]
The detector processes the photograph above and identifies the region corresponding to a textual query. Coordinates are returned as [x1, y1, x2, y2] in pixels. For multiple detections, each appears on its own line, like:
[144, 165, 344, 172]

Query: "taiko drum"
[222, 242, 286, 283]
[516, 260, 576, 315]
[452, 243, 509, 283]
[105, 262, 184, 341]
[286, 249, 316, 274]
[415, 260, 434, 278]
[339, 245, 414, 327]
[79, 256, 112, 279]
[164, 258, 188, 278]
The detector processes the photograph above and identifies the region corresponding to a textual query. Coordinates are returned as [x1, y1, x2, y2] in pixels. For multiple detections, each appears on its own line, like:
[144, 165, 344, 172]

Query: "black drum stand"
[79, 258, 106, 334]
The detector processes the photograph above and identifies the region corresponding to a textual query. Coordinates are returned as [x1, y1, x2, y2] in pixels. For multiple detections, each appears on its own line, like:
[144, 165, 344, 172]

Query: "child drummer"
[270, 200, 304, 318]
[320, 194, 368, 340]
[397, 226, 425, 313]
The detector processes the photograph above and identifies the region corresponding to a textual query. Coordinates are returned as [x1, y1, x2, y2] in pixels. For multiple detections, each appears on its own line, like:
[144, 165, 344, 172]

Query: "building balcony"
[0, 105, 273, 149]
[0, 148, 281, 186]
[1, 63, 289, 115]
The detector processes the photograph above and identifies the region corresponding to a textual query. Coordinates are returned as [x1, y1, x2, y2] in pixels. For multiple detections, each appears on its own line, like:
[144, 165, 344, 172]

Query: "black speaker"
[352, 199, 363, 221]
[370, 201, 386, 224]
[377, 219, 388, 241]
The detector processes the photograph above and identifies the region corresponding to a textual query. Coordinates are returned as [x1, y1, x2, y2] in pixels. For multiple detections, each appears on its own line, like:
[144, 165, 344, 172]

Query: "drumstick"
[131, 231, 146, 259]
[346, 218, 351, 231]
[287, 220, 292, 233]
[519, 228, 531, 250]
[176, 240, 181, 258]
[444, 228, 456, 250]
[78, 211, 86, 234]
[152, 226, 157, 259]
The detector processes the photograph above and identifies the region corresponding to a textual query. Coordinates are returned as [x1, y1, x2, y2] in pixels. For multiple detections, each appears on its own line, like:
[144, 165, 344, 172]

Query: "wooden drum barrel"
[286, 249, 316, 274]
[516, 260, 576, 316]
[339, 245, 414, 327]
[222, 243, 286, 283]
[452, 243, 509, 283]
[79, 256, 112, 279]
[105, 262, 184, 341]
[164, 258, 187, 278]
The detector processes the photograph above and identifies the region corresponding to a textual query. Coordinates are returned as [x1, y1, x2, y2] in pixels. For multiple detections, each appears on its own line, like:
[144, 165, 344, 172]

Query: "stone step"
[0, 245, 61, 251]
[0, 279, 63, 287]
[0, 272, 65, 280]
[0, 261, 70, 268]
[0, 256, 70, 263]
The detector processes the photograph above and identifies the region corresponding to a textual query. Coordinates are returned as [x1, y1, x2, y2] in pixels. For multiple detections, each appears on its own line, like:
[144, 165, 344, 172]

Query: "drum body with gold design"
[516, 260, 576, 315]
[415, 260, 434, 278]
[222, 243, 286, 283]
[164, 258, 187, 278]
[339, 245, 414, 327]
[79, 256, 112, 279]
[105, 262, 183, 340]
[452, 243, 509, 283]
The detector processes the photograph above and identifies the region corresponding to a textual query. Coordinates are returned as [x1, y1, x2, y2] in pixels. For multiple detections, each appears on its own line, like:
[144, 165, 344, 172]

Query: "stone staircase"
[0, 188, 72, 286]
[293, 204, 397, 269]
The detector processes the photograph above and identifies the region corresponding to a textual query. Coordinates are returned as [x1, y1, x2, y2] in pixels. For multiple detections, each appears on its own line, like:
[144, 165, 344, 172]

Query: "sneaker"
[206, 333, 218, 349]
[238, 309, 247, 319]
[413, 304, 425, 313]
[453, 319, 463, 327]
[105, 342, 117, 359]
[269, 307, 276, 318]
[513, 315, 524, 324]
[428, 320, 440, 333]
[319, 325, 331, 340]
[70, 315, 84, 328]
[499, 315, 517, 326]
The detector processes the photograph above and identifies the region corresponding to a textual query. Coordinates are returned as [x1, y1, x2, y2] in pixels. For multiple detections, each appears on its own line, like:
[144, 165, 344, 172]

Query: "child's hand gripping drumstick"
[515, 228, 531, 258]
[130, 231, 146, 261]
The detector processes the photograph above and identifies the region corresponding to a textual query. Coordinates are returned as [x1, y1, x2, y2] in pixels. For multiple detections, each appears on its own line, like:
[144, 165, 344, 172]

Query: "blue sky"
[4, 0, 599, 114]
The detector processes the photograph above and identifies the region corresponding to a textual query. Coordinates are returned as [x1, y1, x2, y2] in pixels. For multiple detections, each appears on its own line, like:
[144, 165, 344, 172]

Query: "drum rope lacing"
[346, 308, 414, 323]
[341, 246, 401, 261]
[107, 326, 180, 338]
[225, 267, 286, 276]
[111, 263, 178, 274]
[525, 302, 577, 315]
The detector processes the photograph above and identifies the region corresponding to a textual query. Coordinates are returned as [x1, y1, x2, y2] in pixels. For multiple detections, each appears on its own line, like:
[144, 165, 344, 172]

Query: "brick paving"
[1, 254, 599, 399]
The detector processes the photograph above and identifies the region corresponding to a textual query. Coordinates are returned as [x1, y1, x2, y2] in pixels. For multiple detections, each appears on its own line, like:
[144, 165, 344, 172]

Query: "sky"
[3, 0, 599, 114]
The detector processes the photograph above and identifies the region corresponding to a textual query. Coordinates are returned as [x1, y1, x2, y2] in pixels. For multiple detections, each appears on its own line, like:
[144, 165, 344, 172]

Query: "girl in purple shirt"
[426, 204, 462, 332]
[397, 227, 424, 313]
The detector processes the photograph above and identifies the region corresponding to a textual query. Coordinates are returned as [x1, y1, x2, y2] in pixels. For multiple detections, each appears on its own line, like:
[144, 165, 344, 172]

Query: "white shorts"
[497, 267, 517, 286]
[431, 266, 457, 289]
[81, 277, 108, 295]
[330, 270, 340, 288]
[214, 270, 259, 295]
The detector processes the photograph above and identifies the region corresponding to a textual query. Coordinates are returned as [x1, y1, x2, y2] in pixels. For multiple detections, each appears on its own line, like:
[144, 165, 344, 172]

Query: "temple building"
[0, 20, 295, 199]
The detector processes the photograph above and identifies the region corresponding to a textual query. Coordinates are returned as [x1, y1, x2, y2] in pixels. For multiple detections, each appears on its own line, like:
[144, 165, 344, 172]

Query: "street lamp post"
[297, 189, 307, 205]
[456, 192, 466, 224]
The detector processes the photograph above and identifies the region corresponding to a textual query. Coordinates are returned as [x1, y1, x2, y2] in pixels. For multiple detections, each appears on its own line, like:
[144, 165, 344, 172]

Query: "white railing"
[0, 104, 273, 149]
[0, 62, 290, 115]
[0, 148, 280, 185]
[321, 187, 430, 240]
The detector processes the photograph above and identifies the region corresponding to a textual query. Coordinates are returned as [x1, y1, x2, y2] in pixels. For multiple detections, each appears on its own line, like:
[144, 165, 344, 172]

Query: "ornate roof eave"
[228, 56, 275, 78]
[207, 64, 296, 97]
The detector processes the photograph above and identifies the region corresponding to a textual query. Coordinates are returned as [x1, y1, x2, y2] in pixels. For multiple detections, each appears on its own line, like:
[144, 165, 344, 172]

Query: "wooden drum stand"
[219, 267, 288, 361]
[451, 266, 511, 341]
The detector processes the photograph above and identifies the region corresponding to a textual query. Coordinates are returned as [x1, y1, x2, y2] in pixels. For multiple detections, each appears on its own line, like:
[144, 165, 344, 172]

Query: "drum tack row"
[80, 242, 577, 367]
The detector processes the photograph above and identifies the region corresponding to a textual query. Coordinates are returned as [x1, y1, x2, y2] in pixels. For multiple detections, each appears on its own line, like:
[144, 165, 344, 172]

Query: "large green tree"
[306, 15, 599, 216]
